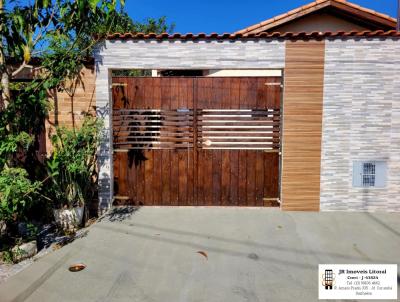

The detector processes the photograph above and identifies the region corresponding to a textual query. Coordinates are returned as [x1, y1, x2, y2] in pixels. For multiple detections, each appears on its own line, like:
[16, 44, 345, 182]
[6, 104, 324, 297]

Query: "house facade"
[39, 0, 400, 212]
[94, 30, 400, 212]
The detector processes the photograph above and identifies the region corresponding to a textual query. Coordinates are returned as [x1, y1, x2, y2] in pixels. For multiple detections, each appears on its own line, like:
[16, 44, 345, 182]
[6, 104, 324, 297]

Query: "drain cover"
[68, 263, 86, 272]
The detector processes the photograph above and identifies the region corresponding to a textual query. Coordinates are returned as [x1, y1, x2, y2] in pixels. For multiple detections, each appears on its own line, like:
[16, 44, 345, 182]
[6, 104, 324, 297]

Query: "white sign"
[319, 264, 397, 300]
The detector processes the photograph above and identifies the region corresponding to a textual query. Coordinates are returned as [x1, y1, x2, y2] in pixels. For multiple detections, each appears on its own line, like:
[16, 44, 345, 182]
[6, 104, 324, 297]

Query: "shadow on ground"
[99, 206, 140, 223]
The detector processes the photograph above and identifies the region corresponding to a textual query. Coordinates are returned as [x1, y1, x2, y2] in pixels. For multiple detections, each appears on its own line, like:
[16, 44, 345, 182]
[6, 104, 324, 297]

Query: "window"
[353, 161, 387, 188]
[362, 162, 376, 187]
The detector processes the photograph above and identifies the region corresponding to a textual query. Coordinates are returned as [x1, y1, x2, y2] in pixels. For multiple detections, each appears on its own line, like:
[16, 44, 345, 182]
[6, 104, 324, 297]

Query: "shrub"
[0, 168, 41, 224]
[46, 116, 103, 209]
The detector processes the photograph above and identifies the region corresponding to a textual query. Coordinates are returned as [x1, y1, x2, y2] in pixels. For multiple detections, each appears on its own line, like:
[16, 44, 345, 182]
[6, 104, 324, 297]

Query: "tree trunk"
[0, 0, 10, 109]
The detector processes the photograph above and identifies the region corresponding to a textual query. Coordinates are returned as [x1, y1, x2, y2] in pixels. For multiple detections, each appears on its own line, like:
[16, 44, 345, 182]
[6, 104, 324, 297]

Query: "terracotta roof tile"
[101, 30, 400, 41]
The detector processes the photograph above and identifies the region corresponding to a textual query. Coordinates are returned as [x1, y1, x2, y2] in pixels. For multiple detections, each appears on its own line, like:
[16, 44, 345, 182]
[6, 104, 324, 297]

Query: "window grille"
[362, 162, 376, 187]
[353, 161, 386, 188]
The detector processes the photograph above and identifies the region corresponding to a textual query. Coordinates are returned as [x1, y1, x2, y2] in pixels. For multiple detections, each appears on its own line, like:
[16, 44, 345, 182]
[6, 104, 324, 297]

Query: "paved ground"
[0, 207, 399, 302]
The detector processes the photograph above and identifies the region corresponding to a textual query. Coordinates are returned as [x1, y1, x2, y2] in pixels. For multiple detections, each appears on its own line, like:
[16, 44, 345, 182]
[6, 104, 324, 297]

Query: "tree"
[0, 1, 174, 225]
[1, 1, 173, 102]
[0, 1, 174, 169]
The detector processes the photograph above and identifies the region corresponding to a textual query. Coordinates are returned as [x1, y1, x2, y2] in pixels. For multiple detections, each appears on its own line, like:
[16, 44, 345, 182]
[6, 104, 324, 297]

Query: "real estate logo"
[318, 264, 397, 300]
[321, 269, 335, 290]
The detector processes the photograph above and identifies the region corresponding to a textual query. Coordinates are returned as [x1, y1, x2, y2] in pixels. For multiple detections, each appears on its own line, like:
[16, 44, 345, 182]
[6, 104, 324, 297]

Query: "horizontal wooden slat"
[115, 108, 193, 112]
[113, 122, 193, 127]
[198, 131, 280, 135]
[114, 125, 193, 130]
[197, 108, 280, 151]
[113, 109, 194, 150]
[201, 147, 279, 150]
[115, 131, 194, 136]
[115, 147, 192, 150]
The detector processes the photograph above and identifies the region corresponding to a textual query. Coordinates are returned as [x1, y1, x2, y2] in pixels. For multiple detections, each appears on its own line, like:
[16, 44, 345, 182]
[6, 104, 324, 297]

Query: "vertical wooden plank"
[144, 150, 153, 205]
[112, 86, 124, 110]
[221, 78, 231, 109]
[246, 151, 256, 206]
[187, 147, 194, 206]
[264, 153, 276, 200]
[272, 77, 281, 108]
[212, 150, 222, 205]
[196, 78, 213, 109]
[161, 78, 171, 110]
[211, 78, 223, 109]
[125, 77, 133, 109]
[238, 150, 247, 206]
[229, 151, 239, 206]
[144, 77, 153, 108]
[170, 150, 179, 205]
[239, 78, 250, 109]
[204, 150, 213, 206]
[256, 77, 268, 108]
[152, 150, 162, 205]
[137, 158, 146, 205]
[135, 78, 145, 109]
[248, 78, 258, 109]
[129, 152, 138, 205]
[230, 78, 241, 109]
[196, 150, 204, 205]
[178, 150, 188, 206]
[119, 152, 128, 200]
[140, 78, 152, 205]
[255, 152, 265, 206]
[272, 153, 280, 199]
[178, 78, 188, 109]
[161, 150, 171, 205]
[152, 78, 162, 205]
[191, 78, 197, 206]
[187, 77, 194, 109]
[113, 152, 120, 199]
[170, 78, 180, 110]
[153, 78, 162, 109]
[221, 150, 230, 206]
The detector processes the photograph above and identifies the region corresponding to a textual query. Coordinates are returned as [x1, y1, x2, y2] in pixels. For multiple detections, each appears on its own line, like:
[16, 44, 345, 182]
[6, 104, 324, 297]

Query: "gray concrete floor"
[0, 207, 399, 302]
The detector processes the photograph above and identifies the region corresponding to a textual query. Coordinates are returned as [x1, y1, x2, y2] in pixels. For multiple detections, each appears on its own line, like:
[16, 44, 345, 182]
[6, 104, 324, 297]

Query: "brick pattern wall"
[321, 37, 400, 211]
[94, 39, 286, 211]
[45, 65, 96, 154]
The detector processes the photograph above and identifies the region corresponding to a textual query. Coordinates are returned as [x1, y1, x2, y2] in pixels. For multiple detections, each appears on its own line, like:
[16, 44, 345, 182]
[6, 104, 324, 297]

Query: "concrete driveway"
[0, 207, 399, 302]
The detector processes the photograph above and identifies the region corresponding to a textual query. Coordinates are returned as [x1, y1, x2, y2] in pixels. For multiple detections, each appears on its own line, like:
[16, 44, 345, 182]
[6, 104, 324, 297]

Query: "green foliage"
[112, 69, 152, 77]
[0, 168, 41, 223]
[1, 250, 13, 264]
[0, 0, 174, 230]
[133, 16, 175, 34]
[0, 132, 33, 169]
[46, 116, 103, 208]
[0, 81, 50, 171]
[26, 222, 39, 240]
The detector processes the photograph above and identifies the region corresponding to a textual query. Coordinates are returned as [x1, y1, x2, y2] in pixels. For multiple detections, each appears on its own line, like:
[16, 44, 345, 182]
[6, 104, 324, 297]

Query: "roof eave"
[235, 0, 396, 35]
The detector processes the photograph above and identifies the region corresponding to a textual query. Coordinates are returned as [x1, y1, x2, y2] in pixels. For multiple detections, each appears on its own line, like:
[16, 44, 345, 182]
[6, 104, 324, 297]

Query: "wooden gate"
[112, 77, 281, 206]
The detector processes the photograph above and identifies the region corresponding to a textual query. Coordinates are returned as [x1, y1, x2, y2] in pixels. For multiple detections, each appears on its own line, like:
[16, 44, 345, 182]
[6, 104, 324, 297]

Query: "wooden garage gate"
[112, 77, 281, 206]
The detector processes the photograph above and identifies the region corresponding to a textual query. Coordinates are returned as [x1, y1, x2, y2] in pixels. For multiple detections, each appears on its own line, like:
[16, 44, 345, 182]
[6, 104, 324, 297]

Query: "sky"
[124, 0, 398, 33]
